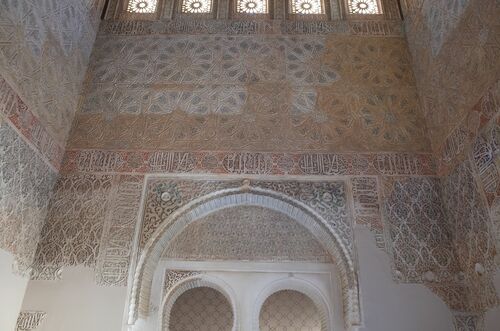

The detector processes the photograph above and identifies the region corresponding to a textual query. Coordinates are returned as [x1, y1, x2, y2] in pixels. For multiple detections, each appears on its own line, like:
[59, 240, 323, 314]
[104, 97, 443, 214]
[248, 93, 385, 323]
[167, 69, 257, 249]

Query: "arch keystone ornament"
[128, 180, 362, 330]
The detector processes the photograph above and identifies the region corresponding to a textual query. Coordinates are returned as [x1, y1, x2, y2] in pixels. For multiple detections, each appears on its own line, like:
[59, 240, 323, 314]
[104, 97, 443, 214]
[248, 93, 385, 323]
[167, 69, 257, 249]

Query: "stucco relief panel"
[32, 173, 144, 285]
[441, 159, 498, 311]
[33, 174, 113, 271]
[167, 287, 234, 331]
[141, 178, 352, 255]
[70, 34, 430, 153]
[405, 0, 500, 150]
[383, 176, 460, 283]
[0, 123, 57, 272]
[259, 290, 322, 331]
[163, 206, 332, 263]
[0, 0, 103, 144]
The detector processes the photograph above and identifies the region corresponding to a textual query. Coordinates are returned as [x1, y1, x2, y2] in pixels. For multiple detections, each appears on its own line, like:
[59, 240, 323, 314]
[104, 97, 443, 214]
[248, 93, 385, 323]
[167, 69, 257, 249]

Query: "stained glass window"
[237, 0, 268, 14]
[290, 0, 324, 14]
[182, 0, 213, 13]
[348, 0, 381, 14]
[127, 0, 158, 13]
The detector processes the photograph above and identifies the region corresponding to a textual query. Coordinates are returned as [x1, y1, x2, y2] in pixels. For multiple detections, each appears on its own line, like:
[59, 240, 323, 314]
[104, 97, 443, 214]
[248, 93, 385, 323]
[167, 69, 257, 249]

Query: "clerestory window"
[289, 0, 324, 15]
[347, 0, 381, 14]
[236, 0, 268, 14]
[181, 0, 213, 13]
[126, 0, 158, 13]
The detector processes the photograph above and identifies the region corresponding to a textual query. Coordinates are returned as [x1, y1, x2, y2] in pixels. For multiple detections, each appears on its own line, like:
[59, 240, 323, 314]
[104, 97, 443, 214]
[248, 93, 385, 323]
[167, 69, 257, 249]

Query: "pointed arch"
[128, 186, 361, 329]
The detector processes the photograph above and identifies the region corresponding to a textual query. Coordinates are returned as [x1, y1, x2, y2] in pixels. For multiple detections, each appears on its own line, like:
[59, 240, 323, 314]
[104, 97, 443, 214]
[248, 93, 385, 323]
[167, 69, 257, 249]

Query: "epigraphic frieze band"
[62, 150, 436, 176]
[0, 77, 64, 169]
[100, 19, 403, 36]
[436, 80, 499, 177]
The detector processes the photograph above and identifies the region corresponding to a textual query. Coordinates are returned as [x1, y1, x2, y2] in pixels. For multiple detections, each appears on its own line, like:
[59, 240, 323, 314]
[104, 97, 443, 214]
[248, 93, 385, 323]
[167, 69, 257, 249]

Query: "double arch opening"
[161, 275, 331, 330]
[128, 185, 361, 330]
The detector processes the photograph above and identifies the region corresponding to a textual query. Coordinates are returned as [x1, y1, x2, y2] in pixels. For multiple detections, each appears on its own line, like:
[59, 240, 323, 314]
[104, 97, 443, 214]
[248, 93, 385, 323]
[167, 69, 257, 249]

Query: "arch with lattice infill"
[128, 186, 361, 329]
[254, 278, 331, 331]
[161, 275, 238, 331]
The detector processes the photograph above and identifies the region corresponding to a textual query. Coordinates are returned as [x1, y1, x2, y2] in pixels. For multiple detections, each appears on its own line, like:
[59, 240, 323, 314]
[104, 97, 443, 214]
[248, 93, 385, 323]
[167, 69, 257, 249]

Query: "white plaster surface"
[0, 249, 28, 331]
[16, 230, 478, 331]
[485, 270, 500, 331]
[356, 227, 454, 331]
[21, 266, 127, 331]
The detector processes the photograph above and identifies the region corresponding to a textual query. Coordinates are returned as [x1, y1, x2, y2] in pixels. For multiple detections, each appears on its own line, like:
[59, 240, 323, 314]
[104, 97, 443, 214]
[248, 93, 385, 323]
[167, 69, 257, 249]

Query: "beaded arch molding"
[127, 185, 362, 330]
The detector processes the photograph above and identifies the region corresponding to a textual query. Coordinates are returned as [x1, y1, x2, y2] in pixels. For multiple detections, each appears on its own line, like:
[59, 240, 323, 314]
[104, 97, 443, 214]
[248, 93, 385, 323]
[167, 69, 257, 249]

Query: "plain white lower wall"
[21, 266, 127, 331]
[356, 227, 454, 331]
[485, 270, 500, 330]
[18, 230, 494, 331]
[0, 249, 29, 331]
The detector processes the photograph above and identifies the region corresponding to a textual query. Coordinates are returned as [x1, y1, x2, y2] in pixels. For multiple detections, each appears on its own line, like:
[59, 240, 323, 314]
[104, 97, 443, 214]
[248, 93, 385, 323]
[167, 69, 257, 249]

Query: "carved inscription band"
[63, 150, 436, 176]
[0, 77, 64, 169]
[101, 19, 403, 36]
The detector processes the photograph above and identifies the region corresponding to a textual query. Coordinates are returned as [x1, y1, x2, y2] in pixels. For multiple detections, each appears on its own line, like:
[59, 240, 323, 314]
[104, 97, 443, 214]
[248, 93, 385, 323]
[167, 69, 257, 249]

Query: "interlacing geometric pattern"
[348, 0, 381, 15]
[163, 270, 201, 295]
[0, 123, 57, 273]
[182, 0, 213, 13]
[168, 287, 233, 331]
[290, 0, 323, 14]
[32, 174, 113, 272]
[164, 206, 332, 263]
[141, 179, 351, 253]
[259, 290, 322, 331]
[383, 177, 460, 283]
[0, 0, 103, 144]
[72, 35, 429, 153]
[127, 0, 158, 13]
[236, 0, 268, 13]
[441, 160, 499, 311]
[404, 0, 499, 144]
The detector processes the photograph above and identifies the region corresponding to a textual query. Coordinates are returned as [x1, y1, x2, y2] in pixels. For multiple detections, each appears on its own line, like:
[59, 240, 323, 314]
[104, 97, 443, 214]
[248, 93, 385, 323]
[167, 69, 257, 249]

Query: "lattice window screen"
[168, 287, 233, 331]
[259, 290, 322, 331]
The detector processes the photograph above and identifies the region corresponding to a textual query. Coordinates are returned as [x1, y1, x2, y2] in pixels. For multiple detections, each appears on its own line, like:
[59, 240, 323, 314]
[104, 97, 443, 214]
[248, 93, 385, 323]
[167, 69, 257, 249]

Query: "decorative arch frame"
[128, 185, 361, 329]
[253, 277, 331, 331]
[161, 274, 239, 331]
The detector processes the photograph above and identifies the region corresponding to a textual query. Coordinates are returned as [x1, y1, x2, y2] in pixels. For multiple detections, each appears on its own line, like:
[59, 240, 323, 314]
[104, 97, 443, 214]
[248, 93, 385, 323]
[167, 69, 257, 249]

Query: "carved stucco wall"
[0, 0, 105, 274]
[401, 0, 500, 322]
[67, 31, 430, 153]
[402, 0, 500, 155]
[3, 1, 497, 330]
[167, 287, 234, 331]
[0, 121, 57, 272]
[31, 174, 143, 285]
[259, 290, 322, 331]
[163, 205, 332, 263]
[0, 0, 104, 145]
